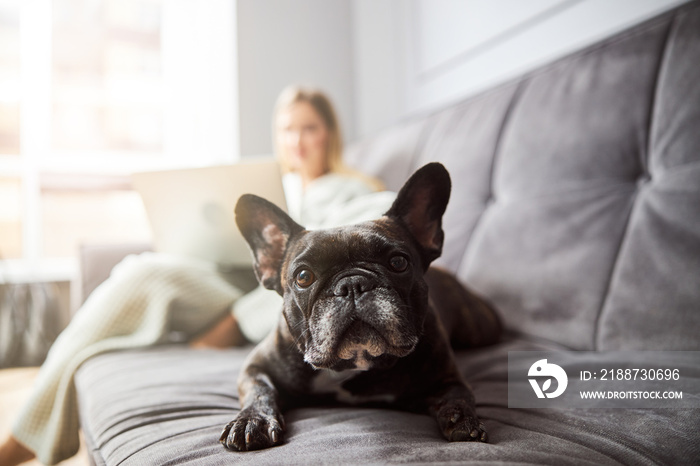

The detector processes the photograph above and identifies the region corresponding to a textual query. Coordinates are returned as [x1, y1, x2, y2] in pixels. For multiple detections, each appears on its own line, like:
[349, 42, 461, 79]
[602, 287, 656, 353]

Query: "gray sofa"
[75, 3, 700, 465]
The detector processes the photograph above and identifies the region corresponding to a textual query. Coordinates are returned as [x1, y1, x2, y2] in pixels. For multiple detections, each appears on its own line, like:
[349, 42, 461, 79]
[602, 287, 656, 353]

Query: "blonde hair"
[273, 85, 384, 191]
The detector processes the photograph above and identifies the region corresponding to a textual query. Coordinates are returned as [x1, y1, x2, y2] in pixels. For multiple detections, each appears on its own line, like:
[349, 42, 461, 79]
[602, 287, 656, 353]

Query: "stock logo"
[528, 359, 568, 399]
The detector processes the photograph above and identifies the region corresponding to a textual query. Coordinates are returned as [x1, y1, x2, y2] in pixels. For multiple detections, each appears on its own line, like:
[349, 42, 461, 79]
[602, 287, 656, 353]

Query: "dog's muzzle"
[335, 321, 387, 370]
[303, 273, 419, 371]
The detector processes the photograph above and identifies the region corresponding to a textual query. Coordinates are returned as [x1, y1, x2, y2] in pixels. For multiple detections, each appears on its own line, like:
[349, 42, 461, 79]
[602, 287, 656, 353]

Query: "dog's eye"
[389, 255, 409, 272]
[295, 269, 315, 288]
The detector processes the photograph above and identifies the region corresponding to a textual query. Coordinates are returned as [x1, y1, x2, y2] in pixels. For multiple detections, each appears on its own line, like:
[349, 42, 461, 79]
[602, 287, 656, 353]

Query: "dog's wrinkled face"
[280, 219, 428, 371]
[236, 163, 451, 372]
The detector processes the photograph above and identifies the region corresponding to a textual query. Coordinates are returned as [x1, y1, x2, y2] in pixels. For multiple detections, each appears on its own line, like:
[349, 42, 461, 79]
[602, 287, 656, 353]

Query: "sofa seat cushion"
[75, 340, 698, 465]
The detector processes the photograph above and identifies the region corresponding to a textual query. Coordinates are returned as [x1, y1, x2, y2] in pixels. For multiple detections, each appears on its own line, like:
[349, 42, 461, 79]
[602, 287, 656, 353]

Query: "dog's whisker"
[291, 327, 311, 348]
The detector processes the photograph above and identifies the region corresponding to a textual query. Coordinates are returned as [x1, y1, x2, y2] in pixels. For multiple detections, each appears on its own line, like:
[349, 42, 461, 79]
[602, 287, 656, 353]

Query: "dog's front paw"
[436, 400, 488, 443]
[219, 408, 284, 451]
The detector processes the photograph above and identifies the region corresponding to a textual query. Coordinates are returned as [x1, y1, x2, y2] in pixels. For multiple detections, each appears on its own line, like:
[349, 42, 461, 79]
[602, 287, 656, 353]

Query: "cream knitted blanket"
[11, 253, 242, 465]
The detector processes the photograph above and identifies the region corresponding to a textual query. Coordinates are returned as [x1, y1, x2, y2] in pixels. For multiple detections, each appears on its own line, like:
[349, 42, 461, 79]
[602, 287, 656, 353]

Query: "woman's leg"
[0, 435, 35, 466]
[10, 253, 242, 465]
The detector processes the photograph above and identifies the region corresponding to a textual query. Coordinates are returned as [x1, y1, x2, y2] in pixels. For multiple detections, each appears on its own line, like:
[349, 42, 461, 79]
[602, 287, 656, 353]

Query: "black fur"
[221, 163, 501, 451]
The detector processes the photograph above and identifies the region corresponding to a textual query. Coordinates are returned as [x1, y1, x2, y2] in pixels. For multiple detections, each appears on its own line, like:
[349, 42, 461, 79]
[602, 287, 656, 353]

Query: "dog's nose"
[333, 275, 376, 298]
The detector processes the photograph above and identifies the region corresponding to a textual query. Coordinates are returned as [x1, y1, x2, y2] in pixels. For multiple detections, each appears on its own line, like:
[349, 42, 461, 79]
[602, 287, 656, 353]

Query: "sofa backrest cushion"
[345, 3, 700, 351]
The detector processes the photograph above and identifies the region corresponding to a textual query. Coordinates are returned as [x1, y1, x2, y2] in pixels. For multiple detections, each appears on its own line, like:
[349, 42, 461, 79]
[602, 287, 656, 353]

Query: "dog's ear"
[385, 163, 451, 268]
[235, 194, 304, 294]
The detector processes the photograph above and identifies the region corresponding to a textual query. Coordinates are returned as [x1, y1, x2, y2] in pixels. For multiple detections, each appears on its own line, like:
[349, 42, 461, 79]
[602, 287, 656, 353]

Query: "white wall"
[353, 0, 691, 138]
[236, 0, 355, 157]
[233, 0, 690, 152]
[162, 0, 237, 166]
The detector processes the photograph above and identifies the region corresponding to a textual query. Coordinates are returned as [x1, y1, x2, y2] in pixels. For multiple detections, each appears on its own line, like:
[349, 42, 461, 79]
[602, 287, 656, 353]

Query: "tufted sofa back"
[346, 2, 700, 351]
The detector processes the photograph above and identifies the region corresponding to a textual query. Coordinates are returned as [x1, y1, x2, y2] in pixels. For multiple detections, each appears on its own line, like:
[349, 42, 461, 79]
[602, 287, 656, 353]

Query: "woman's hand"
[190, 314, 246, 349]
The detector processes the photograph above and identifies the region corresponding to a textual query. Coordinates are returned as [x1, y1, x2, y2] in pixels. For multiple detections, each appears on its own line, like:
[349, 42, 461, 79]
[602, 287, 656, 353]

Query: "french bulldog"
[220, 162, 502, 451]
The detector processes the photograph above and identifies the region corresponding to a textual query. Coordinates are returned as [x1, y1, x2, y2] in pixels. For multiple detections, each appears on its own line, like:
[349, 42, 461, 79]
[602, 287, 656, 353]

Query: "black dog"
[220, 163, 502, 451]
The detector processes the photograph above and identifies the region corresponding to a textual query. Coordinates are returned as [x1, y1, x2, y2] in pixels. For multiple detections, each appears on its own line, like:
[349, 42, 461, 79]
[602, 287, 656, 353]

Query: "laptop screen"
[132, 159, 287, 266]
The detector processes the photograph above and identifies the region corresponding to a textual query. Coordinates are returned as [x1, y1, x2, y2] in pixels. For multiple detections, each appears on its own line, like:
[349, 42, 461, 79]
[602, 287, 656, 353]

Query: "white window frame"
[0, 0, 238, 284]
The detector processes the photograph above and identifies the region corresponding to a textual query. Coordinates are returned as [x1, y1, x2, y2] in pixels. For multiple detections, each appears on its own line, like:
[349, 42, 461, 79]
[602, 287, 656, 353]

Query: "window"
[0, 0, 236, 283]
[0, 1, 21, 260]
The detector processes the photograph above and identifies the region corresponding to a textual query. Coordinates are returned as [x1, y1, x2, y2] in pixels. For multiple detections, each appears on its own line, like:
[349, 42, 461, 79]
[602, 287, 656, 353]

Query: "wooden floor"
[0, 367, 90, 466]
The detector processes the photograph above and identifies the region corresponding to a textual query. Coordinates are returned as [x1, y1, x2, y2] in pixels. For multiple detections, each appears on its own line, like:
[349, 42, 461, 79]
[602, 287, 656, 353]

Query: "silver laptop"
[132, 158, 287, 266]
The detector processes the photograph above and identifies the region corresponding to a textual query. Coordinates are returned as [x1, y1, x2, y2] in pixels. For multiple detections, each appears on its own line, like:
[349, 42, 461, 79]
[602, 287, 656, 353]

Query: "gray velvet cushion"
[596, 7, 700, 350]
[76, 343, 699, 465]
[346, 1, 700, 351]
